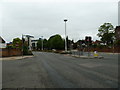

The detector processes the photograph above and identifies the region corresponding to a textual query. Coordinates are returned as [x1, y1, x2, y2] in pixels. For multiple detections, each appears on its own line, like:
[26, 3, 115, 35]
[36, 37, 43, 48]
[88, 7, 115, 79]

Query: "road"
[2, 52, 118, 88]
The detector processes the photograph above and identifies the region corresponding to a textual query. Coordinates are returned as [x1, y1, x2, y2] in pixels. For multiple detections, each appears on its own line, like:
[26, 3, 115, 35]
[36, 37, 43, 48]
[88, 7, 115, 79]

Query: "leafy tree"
[43, 39, 48, 50]
[37, 39, 42, 50]
[48, 34, 64, 50]
[12, 38, 22, 49]
[6, 45, 13, 49]
[37, 38, 48, 50]
[97, 23, 115, 46]
[114, 40, 120, 46]
[23, 43, 29, 55]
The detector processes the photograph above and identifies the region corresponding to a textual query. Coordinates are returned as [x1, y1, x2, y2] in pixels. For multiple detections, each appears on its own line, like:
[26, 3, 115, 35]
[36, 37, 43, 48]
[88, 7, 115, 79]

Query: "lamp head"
[64, 19, 68, 22]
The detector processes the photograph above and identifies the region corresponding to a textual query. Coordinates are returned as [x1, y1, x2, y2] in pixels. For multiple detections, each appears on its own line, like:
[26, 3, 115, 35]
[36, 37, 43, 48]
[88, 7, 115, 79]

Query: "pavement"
[2, 52, 118, 88]
[0, 56, 34, 61]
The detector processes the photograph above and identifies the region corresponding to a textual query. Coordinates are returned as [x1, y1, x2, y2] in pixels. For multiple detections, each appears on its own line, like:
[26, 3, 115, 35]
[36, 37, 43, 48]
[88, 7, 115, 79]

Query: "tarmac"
[0, 52, 119, 61]
[2, 52, 118, 88]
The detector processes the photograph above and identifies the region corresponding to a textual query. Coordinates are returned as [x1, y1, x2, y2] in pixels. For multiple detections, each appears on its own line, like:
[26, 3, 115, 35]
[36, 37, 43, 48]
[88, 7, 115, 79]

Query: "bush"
[23, 45, 33, 55]
[6, 45, 13, 49]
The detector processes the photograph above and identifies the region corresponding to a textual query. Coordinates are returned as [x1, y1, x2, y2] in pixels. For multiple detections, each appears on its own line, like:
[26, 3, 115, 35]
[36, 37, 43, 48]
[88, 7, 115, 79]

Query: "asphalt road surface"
[2, 52, 118, 88]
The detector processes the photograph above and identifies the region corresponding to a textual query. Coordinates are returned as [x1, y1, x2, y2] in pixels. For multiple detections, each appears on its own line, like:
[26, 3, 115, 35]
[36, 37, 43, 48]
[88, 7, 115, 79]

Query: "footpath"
[67, 52, 119, 59]
[0, 55, 34, 61]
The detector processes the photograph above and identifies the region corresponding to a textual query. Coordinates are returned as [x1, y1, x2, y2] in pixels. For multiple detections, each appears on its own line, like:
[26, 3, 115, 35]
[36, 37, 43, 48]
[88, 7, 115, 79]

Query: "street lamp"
[64, 19, 68, 52]
[41, 36, 43, 51]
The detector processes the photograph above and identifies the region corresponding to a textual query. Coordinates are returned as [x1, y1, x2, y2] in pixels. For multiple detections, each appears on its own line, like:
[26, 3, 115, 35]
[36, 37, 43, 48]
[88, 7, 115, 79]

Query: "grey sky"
[0, 0, 119, 42]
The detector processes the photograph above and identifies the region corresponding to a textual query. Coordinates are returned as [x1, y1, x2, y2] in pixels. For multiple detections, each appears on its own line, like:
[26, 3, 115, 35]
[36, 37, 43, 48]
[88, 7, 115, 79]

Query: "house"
[31, 39, 39, 50]
[6, 42, 13, 48]
[115, 26, 120, 40]
[92, 40, 105, 45]
[0, 36, 6, 48]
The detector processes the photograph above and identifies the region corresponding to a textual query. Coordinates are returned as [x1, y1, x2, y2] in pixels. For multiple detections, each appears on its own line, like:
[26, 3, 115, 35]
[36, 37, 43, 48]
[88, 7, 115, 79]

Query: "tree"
[97, 23, 114, 46]
[66, 36, 72, 50]
[12, 38, 22, 49]
[37, 38, 42, 50]
[37, 38, 48, 50]
[48, 34, 64, 50]
[43, 39, 48, 50]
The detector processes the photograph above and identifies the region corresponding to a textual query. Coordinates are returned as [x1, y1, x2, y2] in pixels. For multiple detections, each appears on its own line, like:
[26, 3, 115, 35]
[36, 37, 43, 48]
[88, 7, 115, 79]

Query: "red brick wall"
[83, 47, 120, 53]
[0, 48, 22, 57]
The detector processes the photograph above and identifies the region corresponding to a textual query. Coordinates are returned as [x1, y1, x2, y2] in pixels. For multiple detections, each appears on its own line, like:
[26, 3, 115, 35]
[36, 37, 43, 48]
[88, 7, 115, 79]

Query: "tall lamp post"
[41, 36, 43, 51]
[64, 19, 68, 52]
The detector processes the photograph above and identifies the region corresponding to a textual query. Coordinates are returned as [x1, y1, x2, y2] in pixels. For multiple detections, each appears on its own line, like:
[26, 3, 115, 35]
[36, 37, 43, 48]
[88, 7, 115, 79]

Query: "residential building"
[0, 36, 6, 48]
[115, 26, 120, 40]
[31, 39, 39, 50]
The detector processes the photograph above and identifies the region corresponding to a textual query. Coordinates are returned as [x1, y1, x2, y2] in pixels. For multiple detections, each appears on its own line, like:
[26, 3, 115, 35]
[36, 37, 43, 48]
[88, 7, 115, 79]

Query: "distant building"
[92, 40, 105, 45]
[115, 26, 120, 40]
[23, 35, 34, 50]
[0, 36, 6, 48]
[31, 39, 39, 50]
[7, 42, 13, 47]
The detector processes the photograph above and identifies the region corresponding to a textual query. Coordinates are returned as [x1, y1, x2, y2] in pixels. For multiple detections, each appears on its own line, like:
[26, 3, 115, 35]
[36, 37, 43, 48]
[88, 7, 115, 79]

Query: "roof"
[115, 26, 120, 40]
[31, 40, 39, 42]
[0, 36, 6, 43]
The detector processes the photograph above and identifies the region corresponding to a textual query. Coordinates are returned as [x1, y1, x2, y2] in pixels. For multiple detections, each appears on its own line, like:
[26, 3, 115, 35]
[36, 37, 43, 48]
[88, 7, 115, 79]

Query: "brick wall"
[0, 48, 22, 57]
[83, 47, 120, 53]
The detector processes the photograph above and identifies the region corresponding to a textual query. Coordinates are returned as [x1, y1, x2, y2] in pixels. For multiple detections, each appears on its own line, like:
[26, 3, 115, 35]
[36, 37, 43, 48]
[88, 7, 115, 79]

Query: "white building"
[31, 39, 39, 50]
[23, 35, 34, 51]
[0, 36, 6, 48]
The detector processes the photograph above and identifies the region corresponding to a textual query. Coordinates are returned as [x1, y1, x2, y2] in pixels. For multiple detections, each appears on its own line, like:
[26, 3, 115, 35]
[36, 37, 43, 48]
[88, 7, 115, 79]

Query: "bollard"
[94, 50, 98, 57]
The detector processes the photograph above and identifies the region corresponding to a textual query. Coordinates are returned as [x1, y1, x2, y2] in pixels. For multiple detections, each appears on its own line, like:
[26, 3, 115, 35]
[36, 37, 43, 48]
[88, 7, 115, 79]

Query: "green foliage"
[43, 39, 48, 49]
[37, 39, 48, 50]
[97, 23, 115, 46]
[48, 34, 64, 50]
[23, 45, 29, 55]
[114, 40, 120, 46]
[37, 39, 42, 50]
[97, 44, 107, 49]
[22, 41, 33, 55]
[6, 45, 13, 49]
[12, 38, 22, 49]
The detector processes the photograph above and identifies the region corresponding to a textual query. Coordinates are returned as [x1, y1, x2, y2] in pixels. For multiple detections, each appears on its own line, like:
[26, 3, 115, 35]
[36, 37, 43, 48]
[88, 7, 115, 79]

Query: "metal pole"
[64, 19, 68, 52]
[41, 36, 43, 51]
[22, 34, 23, 57]
[113, 40, 115, 54]
[88, 39, 90, 57]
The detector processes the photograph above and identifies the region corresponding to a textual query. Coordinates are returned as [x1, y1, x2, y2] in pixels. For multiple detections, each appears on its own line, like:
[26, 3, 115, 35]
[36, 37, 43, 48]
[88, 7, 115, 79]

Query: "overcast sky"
[0, 0, 119, 42]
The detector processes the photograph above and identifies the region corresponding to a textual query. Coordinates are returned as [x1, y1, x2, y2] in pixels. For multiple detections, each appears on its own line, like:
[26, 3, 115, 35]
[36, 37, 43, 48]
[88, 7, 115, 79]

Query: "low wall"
[0, 48, 22, 57]
[83, 47, 120, 53]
